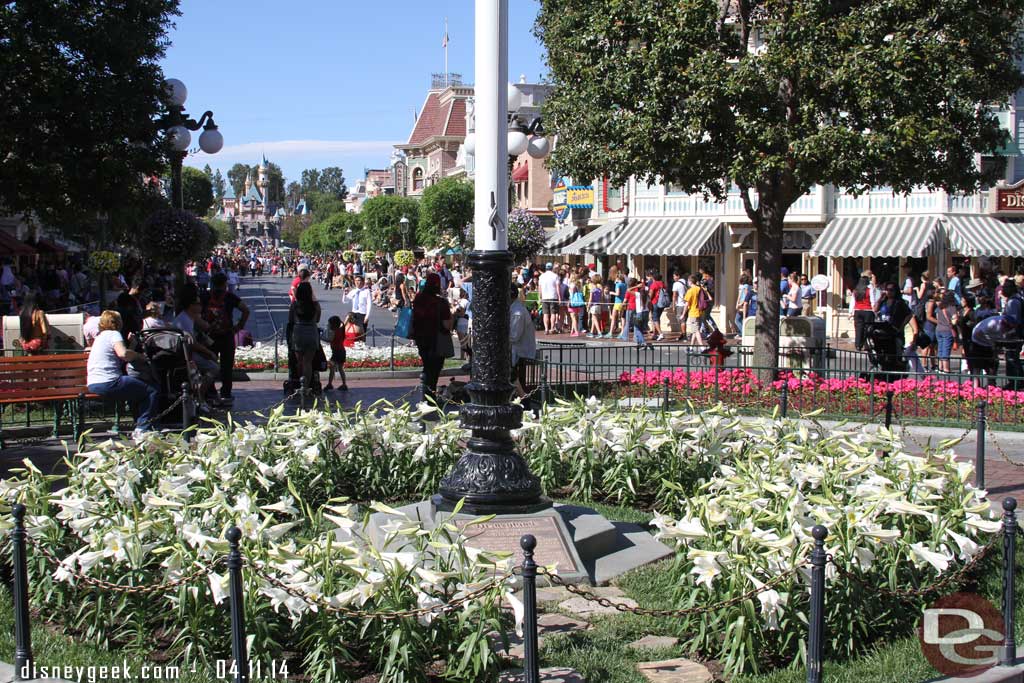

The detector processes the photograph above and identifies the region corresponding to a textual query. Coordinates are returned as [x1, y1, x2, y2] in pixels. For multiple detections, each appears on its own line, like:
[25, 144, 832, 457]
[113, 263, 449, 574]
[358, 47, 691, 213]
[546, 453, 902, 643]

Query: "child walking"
[324, 315, 348, 391]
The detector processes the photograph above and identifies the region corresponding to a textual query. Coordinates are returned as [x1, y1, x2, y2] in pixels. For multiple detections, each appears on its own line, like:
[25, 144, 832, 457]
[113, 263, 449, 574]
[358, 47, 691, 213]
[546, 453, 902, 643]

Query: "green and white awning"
[542, 224, 583, 252]
[560, 219, 627, 255]
[808, 215, 942, 258]
[943, 214, 1024, 258]
[603, 217, 725, 256]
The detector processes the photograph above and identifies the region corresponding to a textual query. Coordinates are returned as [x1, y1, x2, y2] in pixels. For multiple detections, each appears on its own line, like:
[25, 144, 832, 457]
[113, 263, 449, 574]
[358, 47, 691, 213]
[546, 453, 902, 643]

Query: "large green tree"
[301, 168, 321, 196]
[181, 166, 214, 216]
[318, 166, 348, 199]
[305, 190, 347, 222]
[419, 177, 474, 248]
[320, 211, 362, 251]
[537, 0, 1024, 369]
[0, 0, 180, 244]
[211, 169, 226, 200]
[360, 195, 420, 251]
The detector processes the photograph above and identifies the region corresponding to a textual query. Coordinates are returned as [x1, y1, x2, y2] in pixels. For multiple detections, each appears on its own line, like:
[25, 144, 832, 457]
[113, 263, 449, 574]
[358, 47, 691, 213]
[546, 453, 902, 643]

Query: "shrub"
[342, 249, 355, 262]
[141, 207, 210, 266]
[362, 251, 375, 262]
[394, 250, 415, 267]
[652, 417, 997, 676]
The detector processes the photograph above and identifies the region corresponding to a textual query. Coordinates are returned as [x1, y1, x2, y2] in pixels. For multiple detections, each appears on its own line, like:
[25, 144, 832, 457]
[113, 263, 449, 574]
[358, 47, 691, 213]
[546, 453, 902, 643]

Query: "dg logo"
[918, 592, 1005, 676]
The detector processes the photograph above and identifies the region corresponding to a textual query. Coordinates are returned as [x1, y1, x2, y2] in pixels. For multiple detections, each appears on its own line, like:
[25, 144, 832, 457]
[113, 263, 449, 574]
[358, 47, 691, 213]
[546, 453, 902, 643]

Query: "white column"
[473, 0, 509, 251]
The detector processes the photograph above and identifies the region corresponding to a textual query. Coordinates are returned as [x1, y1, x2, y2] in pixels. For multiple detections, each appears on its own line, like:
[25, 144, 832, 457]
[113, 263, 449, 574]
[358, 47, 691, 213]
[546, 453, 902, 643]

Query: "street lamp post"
[161, 78, 224, 211]
[434, 0, 547, 515]
[507, 85, 551, 209]
[400, 215, 410, 249]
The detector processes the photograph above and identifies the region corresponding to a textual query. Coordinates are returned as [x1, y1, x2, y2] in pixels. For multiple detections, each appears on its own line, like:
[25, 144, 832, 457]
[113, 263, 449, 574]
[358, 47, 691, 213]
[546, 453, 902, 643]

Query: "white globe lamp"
[163, 78, 188, 108]
[198, 126, 224, 154]
[507, 130, 528, 157]
[463, 132, 476, 155]
[527, 135, 550, 159]
[507, 83, 522, 112]
[167, 125, 191, 152]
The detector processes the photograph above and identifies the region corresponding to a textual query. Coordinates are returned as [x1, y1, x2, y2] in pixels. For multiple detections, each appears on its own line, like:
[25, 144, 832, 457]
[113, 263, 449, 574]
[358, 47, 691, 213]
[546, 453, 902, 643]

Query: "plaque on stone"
[456, 515, 580, 573]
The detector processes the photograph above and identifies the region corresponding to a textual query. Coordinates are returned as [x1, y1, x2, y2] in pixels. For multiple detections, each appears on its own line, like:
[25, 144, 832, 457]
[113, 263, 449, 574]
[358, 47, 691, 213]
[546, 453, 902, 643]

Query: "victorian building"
[395, 74, 472, 196]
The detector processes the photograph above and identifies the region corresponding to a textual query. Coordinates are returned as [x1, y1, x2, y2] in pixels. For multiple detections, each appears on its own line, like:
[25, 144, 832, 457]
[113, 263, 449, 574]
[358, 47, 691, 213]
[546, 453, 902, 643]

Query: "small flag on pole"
[442, 24, 448, 48]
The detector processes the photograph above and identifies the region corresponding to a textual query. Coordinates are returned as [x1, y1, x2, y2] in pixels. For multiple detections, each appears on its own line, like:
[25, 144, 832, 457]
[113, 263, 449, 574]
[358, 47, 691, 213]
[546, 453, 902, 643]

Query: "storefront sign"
[811, 274, 830, 292]
[991, 179, 1024, 214]
[603, 177, 625, 213]
[566, 186, 594, 208]
[552, 179, 570, 222]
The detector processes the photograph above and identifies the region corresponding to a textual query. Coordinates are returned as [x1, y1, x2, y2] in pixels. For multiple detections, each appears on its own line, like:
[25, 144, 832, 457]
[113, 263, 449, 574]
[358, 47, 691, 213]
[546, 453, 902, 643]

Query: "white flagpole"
[444, 18, 449, 86]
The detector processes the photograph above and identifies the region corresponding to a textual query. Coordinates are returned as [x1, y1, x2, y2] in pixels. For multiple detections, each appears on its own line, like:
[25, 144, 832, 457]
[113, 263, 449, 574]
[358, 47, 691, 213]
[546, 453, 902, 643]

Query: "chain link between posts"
[827, 533, 1001, 601]
[537, 566, 800, 617]
[26, 535, 224, 594]
[989, 429, 1024, 469]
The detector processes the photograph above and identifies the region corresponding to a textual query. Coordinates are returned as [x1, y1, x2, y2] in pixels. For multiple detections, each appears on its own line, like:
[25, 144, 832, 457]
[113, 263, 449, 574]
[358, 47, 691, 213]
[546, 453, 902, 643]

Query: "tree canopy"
[301, 166, 348, 198]
[360, 195, 421, 251]
[537, 0, 1024, 367]
[181, 166, 214, 216]
[419, 177, 474, 248]
[0, 0, 180, 244]
[226, 161, 286, 203]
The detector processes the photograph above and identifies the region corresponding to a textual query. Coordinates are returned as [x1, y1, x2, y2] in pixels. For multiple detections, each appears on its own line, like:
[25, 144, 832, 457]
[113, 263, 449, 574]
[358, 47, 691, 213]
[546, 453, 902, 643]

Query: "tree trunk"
[753, 204, 785, 379]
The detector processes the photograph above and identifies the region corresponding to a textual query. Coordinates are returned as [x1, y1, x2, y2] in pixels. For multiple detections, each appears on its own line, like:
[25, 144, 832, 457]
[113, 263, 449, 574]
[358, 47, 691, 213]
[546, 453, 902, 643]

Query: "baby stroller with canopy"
[864, 321, 907, 380]
[127, 328, 198, 428]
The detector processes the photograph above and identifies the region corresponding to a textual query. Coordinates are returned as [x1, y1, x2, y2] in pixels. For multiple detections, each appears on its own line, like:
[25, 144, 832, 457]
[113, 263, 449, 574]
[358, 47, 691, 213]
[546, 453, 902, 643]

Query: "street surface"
[234, 273, 398, 346]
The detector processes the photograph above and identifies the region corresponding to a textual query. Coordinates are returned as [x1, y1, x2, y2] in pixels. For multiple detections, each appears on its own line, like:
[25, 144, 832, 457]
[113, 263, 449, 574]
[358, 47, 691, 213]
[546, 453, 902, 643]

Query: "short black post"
[662, 376, 671, 413]
[884, 389, 894, 429]
[977, 400, 987, 491]
[520, 535, 540, 683]
[299, 376, 308, 411]
[807, 525, 828, 683]
[1002, 497, 1018, 666]
[181, 382, 195, 442]
[780, 381, 789, 418]
[390, 333, 395, 371]
[273, 332, 280, 372]
[540, 363, 549, 406]
[11, 504, 33, 682]
[226, 527, 250, 683]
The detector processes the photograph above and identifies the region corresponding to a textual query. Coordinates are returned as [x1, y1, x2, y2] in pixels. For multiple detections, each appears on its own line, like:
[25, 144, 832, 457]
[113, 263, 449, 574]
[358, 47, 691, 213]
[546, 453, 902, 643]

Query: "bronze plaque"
[456, 516, 579, 573]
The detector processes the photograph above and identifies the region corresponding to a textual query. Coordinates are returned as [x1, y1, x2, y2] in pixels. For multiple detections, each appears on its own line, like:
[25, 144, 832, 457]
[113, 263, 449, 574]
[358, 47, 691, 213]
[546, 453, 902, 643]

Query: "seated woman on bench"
[86, 310, 160, 440]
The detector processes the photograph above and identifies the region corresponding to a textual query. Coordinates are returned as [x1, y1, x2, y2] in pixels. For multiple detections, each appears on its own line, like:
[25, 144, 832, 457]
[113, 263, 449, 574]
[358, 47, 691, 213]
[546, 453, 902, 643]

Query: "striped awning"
[808, 215, 942, 258]
[603, 217, 724, 256]
[560, 219, 627, 255]
[944, 214, 1024, 257]
[543, 224, 583, 252]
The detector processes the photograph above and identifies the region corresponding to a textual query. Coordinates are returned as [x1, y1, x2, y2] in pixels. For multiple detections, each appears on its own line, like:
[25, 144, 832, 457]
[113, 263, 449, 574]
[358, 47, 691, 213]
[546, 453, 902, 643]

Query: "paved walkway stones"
[636, 657, 713, 682]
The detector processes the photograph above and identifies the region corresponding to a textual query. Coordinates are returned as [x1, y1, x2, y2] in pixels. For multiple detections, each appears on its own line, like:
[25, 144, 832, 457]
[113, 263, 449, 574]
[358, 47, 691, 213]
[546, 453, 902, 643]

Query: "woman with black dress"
[411, 273, 453, 405]
[289, 282, 322, 396]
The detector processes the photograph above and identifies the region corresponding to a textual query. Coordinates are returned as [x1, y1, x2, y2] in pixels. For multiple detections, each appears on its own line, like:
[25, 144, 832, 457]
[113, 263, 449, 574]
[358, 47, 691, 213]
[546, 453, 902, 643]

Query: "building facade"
[395, 75, 472, 196]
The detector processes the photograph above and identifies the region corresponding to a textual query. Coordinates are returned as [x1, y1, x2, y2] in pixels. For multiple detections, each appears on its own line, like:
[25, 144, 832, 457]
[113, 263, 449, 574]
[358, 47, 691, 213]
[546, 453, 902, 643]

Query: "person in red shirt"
[343, 312, 363, 347]
[324, 315, 348, 391]
[290, 264, 311, 302]
[648, 273, 667, 341]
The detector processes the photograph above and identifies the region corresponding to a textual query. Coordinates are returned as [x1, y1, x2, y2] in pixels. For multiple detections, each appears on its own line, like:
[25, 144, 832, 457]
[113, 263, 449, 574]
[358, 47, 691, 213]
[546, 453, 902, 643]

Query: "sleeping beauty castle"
[214, 156, 290, 247]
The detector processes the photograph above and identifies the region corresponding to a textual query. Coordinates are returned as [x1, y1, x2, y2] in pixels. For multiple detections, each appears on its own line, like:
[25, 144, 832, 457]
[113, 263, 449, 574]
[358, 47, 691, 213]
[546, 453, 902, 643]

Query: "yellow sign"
[566, 186, 594, 208]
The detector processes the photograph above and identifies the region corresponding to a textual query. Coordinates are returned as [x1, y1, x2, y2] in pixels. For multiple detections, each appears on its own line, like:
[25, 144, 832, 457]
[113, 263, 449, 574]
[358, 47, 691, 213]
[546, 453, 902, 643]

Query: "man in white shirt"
[344, 275, 372, 329]
[537, 262, 561, 334]
[509, 283, 537, 397]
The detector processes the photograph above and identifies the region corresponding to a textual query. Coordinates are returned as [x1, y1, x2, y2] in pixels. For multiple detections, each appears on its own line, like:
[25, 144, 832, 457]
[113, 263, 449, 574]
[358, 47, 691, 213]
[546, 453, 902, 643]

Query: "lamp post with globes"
[400, 215, 410, 249]
[506, 83, 550, 208]
[161, 78, 224, 211]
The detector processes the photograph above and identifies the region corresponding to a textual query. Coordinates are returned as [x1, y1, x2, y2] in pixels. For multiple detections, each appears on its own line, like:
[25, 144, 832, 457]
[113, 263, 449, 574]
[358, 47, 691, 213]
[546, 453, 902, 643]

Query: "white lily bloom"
[208, 571, 229, 605]
[946, 529, 979, 560]
[691, 554, 723, 589]
[909, 543, 951, 573]
[965, 515, 1002, 535]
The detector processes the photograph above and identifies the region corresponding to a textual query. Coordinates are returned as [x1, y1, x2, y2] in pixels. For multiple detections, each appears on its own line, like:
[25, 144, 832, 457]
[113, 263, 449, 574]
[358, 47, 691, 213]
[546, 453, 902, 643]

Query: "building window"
[413, 168, 424, 192]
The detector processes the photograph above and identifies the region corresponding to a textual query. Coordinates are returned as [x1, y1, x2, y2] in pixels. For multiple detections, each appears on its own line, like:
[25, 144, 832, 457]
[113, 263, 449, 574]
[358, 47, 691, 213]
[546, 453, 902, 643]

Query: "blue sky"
[161, 0, 547, 187]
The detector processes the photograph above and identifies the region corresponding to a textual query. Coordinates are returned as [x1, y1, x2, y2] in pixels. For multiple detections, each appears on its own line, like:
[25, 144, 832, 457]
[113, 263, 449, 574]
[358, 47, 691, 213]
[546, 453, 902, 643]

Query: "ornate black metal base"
[436, 249, 549, 515]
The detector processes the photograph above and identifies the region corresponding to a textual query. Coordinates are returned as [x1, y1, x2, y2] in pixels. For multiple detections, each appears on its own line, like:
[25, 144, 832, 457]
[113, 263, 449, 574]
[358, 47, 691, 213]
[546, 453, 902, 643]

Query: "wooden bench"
[0, 354, 97, 446]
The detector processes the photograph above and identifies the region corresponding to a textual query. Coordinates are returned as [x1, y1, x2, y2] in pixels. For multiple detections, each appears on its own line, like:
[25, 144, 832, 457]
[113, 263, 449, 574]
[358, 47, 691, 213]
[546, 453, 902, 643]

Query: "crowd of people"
[848, 265, 1024, 387]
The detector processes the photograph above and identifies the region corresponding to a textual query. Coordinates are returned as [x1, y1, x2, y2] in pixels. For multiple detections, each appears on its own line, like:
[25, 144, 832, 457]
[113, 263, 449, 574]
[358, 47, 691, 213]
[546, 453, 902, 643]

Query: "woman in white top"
[86, 310, 160, 439]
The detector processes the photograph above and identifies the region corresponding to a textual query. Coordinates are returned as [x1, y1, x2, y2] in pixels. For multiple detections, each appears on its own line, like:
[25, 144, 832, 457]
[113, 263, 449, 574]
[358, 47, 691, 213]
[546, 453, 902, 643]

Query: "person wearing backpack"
[587, 273, 605, 338]
[202, 272, 250, 405]
[1002, 280, 1024, 389]
[649, 273, 669, 341]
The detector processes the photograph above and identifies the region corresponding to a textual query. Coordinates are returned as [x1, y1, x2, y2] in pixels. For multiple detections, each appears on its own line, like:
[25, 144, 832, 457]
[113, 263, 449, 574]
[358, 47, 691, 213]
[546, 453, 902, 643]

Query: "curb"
[928, 662, 1024, 682]
[234, 368, 466, 382]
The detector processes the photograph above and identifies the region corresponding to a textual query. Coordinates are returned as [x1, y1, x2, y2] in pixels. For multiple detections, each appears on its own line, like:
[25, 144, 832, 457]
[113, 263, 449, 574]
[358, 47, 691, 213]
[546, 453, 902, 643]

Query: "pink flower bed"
[618, 368, 1024, 422]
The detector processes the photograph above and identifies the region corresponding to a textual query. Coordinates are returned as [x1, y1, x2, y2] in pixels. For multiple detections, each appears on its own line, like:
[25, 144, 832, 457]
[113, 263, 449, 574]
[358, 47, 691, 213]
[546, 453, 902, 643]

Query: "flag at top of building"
[442, 18, 448, 48]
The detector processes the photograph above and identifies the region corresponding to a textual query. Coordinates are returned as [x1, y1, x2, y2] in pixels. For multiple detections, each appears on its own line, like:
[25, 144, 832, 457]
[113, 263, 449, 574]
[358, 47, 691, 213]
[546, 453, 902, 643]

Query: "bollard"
[807, 525, 828, 683]
[299, 376, 308, 411]
[780, 382, 789, 418]
[390, 334, 395, 372]
[181, 383, 195, 442]
[226, 527, 250, 683]
[662, 376, 671, 413]
[273, 333, 280, 373]
[520, 535, 540, 683]
[540, 363, 549, 406]
[11, 504, 33, 682]
[1002, 497, 1018, 666]
[977, 400, 987, 491]
[884, 389, 894, 429]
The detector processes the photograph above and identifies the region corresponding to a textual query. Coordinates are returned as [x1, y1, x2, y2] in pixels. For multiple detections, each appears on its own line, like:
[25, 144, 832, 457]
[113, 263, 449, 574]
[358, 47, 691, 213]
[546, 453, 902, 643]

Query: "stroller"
[864, 321, 907, 380]
[128, 328, 198, 427]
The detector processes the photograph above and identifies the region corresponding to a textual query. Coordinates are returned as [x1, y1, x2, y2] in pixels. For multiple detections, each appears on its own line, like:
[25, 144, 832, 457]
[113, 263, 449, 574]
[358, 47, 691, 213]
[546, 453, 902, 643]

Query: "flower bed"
[652, 416, 997, 676]
[618, 368, 1024, 425]
[0, 406, 513, 682]
[234, 342, 422, 372]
